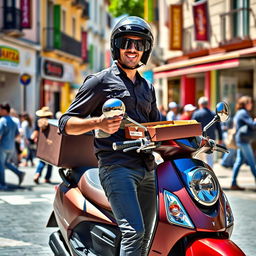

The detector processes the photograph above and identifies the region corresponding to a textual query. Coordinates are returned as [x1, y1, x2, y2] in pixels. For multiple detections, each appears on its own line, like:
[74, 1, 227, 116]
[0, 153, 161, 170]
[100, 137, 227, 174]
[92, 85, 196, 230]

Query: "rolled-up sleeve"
[58, 75, 102, 135]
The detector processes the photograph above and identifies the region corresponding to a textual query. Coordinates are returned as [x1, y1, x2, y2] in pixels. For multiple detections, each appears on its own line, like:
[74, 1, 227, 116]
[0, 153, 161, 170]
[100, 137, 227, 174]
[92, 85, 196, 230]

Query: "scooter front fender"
[185, 238, 246, 256]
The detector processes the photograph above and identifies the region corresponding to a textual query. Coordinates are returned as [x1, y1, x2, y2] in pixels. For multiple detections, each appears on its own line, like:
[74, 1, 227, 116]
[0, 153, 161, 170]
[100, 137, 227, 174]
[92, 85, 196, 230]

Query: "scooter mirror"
[216, 102, 230, 122]
[102, 98, 149, 132]
[102, 98, 126, 118]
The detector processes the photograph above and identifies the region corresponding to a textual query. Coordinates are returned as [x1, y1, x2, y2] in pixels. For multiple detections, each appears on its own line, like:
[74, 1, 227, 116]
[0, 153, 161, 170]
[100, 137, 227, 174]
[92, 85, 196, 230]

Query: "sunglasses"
[115, 37, 151, 52]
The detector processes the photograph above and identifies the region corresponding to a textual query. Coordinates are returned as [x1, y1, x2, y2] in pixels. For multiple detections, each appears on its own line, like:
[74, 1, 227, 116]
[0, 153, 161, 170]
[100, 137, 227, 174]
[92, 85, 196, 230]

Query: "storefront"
[153, 46, 256, 115]
[40, 57, 74, 115]
[0, 40, 37, 116]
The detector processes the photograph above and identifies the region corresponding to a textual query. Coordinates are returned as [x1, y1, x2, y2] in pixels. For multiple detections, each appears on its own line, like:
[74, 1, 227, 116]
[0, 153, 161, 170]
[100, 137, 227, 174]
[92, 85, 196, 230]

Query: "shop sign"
[169, 5, 183, 50]
[43, 59, 63, 78]
[41, 57, 74, 82]
[0, 46, 20, 67]
[81, 31, 88, 62]
[20, 73, 31, 86]
[20, 0, 32, 28]
[192, 0, 210, 41]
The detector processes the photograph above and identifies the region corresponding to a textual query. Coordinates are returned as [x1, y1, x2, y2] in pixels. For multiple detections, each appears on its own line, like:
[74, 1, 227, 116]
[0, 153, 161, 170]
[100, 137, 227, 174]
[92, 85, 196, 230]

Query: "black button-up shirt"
[59, 63, 160, 171]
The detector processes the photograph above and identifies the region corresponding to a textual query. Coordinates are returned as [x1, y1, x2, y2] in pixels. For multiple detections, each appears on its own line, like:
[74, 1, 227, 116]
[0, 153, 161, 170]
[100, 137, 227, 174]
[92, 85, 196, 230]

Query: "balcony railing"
[1, 7, 23, 35]
[72, 0, 87, 9]
[220, 7, 255, 43]
[44, 27, 82, 58]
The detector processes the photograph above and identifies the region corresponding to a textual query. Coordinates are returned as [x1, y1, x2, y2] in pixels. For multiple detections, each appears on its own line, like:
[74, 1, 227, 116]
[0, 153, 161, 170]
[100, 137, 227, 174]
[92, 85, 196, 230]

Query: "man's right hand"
[98, 115, 123, 134]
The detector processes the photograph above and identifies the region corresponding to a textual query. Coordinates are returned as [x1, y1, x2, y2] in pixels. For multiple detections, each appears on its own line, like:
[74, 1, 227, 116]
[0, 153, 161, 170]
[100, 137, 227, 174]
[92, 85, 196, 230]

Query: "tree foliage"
[109, 0, 144, 18]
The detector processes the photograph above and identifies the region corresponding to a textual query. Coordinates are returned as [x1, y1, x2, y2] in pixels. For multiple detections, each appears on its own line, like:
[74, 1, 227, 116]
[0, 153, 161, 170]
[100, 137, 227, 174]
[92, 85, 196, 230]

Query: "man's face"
[118, 36, 144, 69]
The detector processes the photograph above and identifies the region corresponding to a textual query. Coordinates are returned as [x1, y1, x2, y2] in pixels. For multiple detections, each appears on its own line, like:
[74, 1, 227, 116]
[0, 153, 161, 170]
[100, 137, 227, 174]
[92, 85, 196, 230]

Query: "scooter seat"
[78, 168, 112, 211]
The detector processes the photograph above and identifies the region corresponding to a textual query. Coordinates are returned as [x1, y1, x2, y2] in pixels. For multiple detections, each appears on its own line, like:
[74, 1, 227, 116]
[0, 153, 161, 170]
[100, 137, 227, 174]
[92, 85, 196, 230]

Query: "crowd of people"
[1, 95, 255, 192]
[161, 95, 256, 190]
[0, 102, 58, 190]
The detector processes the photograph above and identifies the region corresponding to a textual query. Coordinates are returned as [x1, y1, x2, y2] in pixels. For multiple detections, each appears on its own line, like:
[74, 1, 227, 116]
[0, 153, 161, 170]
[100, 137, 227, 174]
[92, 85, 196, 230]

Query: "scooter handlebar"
[113, 139, 143, 151]
[215, 143, 229, 153]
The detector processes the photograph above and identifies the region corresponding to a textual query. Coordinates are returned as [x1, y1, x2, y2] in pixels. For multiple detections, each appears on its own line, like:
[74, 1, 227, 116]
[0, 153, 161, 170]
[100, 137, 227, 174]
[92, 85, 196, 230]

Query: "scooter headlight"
[223, 193, 234, 227]
[164, 190, 194, 229]
[187, 167, 220, 206]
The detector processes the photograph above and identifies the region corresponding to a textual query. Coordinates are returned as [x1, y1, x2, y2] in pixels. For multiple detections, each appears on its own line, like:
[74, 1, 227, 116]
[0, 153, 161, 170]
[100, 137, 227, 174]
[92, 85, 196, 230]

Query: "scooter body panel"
[185, 238, 246, 256]
[157, 159, 227, 232]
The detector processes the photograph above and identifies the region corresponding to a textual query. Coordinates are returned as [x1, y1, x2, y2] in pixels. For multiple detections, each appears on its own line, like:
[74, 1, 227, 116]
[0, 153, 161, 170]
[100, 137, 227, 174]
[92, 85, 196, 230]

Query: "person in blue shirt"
[231, 96, 256, 190]
[0, 102, 25, 190]
[192, 96, 223, 167]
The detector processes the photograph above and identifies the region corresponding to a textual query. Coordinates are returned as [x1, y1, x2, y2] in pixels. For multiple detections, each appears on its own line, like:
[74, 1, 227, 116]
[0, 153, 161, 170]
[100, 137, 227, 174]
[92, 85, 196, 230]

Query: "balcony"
[72, 0, 87, 9]
[81, 2, 89, 19]
[1, 7, 23, 37]
[44, 27, 82, 58]
[220, 7, 255, 48]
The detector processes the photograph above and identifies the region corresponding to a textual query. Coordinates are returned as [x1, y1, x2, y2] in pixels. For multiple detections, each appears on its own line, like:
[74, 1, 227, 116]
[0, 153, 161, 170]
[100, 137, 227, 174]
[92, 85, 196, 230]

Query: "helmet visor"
[115, 37, 151, 52]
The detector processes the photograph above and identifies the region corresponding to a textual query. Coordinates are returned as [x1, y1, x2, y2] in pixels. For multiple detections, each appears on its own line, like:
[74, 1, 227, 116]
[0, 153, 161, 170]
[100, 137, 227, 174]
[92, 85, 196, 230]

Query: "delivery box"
[36, 119, 98, 168]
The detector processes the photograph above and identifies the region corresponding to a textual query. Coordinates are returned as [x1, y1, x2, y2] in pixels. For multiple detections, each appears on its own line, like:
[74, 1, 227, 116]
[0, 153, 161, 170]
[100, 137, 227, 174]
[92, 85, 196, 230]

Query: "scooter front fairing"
[185, 238, 246, 256]
[148, 157, 232, 255]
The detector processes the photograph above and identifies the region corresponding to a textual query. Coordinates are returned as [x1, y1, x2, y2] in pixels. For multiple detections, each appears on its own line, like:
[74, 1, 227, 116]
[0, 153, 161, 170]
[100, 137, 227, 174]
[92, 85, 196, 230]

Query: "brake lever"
[123, 146, 140, 152]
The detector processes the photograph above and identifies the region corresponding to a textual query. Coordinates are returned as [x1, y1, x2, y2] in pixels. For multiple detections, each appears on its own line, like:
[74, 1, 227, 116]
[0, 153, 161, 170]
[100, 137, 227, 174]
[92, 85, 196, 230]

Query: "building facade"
[154, 0, 256, 115]
[0, 0, 40, 116]
[40, 0, 90, 115]
[86, 0, 112, 75]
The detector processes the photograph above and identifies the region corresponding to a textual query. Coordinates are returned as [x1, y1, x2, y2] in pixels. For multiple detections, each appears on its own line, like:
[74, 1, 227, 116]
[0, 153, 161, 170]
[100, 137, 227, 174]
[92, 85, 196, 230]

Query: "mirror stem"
[202, 115, 220, 137]
[124, 114, 148, 132]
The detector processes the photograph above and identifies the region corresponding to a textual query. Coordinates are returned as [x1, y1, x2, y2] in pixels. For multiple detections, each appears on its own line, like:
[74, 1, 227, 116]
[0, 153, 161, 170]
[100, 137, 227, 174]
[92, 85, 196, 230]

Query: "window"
[61, 9, 66, 32]
[232, 0, 249, 38]
[72, 17, 76, 38]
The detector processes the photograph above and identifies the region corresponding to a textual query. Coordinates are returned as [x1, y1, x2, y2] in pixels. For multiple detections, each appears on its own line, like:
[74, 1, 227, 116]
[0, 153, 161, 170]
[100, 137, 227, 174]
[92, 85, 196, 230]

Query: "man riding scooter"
[59, 16, 161, 255]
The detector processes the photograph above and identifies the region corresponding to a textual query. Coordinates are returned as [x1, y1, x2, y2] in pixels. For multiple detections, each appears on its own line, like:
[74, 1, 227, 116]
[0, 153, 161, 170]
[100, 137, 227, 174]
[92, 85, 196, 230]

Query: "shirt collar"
[111, 61, 142, 82]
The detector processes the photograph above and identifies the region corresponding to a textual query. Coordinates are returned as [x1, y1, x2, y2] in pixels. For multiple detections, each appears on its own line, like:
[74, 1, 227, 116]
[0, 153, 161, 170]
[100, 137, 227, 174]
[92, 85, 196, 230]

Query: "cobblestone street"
[0, 160, 255, 255]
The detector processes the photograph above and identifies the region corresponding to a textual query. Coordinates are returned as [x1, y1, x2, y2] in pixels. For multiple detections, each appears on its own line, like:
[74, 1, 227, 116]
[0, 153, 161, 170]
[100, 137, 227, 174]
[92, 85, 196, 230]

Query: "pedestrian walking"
[32, 106, 54, 184]
[0, 102, 25, 190]
[231, 96, 256, 190]
[180, 104, 197, 120]
[166, 101, 179, 121]
[9, 108, 22, 166]
[59, 16, 160, 255]
[20, 112, 35, 167]
[192, 96, 223, 167]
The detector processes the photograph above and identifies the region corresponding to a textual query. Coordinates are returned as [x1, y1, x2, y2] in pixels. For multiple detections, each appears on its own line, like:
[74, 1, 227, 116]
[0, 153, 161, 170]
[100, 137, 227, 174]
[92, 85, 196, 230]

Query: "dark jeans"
[99, 165, 156, 256]
[35, 160, 52, 180]
[232, 142, 256, 186]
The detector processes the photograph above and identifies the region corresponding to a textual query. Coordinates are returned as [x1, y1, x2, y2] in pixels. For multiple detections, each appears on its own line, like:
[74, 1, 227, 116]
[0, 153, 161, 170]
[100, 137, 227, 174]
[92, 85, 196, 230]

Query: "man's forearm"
[65, 116, 101, 135]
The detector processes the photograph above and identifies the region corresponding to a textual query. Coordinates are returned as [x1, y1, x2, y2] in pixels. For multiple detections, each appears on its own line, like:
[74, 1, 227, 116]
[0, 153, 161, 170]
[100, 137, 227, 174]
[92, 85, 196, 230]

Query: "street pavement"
[0, 158, 255, 255]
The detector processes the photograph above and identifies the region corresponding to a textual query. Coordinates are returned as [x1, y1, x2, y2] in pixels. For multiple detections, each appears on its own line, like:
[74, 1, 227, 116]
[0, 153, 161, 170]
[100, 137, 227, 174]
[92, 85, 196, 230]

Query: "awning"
[153, 46, 256, 79]
[154, 59, 239, 78]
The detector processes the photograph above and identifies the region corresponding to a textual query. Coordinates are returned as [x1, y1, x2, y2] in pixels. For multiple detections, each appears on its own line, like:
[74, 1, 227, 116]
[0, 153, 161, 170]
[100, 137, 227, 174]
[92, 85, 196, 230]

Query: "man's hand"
[98, 115, 123, 134]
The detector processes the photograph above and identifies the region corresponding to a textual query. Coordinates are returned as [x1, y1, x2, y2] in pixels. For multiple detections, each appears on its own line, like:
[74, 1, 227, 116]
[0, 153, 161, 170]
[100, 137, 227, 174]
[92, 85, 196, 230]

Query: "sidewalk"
[214, 160, 256, 191]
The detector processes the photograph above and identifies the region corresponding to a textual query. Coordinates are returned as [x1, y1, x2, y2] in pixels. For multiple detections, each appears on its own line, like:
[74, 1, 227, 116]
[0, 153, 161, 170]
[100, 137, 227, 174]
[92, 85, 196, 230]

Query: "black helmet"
[110, 16, 154, 65]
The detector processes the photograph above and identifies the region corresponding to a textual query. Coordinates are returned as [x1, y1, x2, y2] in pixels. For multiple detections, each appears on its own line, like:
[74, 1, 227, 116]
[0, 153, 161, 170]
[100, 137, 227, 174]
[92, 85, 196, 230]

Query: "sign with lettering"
[20, 0, 31, 28]
[43, 60, 64, 78]
[0, 46, 20, 67]
[192, 0, 210, 41]
[41, 57, 74, 82]
[170, 5, 183, 50]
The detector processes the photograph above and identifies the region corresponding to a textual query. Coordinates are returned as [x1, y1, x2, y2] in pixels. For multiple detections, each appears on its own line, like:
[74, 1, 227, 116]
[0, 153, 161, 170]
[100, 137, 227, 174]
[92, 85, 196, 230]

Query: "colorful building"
[40, 0, 89, 115]
[154, 0, 256, 115]
[0, 0, 40, 116]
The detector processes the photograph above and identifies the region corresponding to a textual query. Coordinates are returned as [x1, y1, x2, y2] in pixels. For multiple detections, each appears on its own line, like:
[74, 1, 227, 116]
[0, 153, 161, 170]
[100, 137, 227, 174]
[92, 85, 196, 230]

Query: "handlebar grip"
[216, 143, 229, 153]
[113, 139, 142, 151]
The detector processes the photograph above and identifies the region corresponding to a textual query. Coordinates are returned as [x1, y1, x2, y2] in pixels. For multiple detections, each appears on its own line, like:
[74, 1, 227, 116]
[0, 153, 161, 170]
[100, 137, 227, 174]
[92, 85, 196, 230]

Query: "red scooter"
[46, 99, 245, 256]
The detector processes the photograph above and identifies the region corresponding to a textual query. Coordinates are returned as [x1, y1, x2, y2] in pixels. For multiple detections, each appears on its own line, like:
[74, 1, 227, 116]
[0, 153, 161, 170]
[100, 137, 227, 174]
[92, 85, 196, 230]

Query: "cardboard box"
[36, 119, 98, 168]
[125, 120, 202, 141]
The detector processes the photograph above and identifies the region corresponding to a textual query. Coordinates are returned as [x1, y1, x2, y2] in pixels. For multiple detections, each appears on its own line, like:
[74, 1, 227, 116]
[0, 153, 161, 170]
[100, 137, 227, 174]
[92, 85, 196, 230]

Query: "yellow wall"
[40, 0, 87, 110]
